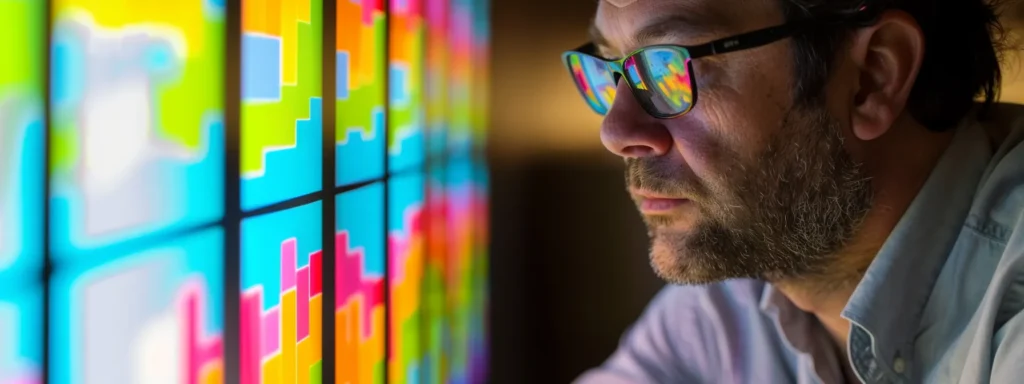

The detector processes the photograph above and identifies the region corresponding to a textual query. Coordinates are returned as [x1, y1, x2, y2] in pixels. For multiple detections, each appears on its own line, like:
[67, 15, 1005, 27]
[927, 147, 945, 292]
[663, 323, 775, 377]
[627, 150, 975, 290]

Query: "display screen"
[389, 0, 426, 172]
[49, 0, 226, 255]
[0, 0, 45, 279]
[6, 0, 489, 382]
[336, 183, 385, 384]
[241, 0, 323, 211]
[51, 229, 225, 384]
[241, 202, 324, 384]
[0, 290, 43, 384]
[388, 173, 425, 384]
[336, 0, 387, 185]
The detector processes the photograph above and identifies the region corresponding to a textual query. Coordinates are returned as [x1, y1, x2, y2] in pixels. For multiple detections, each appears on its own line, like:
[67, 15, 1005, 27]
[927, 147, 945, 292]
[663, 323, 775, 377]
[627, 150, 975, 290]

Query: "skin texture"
[591, 0, 953, 366]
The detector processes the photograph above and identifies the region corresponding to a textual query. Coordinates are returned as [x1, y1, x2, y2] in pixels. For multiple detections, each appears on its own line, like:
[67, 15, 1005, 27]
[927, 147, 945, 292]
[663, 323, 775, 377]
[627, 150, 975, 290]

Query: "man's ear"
[847, 10, 925, 141]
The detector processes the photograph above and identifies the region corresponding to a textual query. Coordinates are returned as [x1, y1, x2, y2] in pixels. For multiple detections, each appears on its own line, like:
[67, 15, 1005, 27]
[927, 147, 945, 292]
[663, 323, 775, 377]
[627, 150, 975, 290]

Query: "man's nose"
[599, 80, 673, 159]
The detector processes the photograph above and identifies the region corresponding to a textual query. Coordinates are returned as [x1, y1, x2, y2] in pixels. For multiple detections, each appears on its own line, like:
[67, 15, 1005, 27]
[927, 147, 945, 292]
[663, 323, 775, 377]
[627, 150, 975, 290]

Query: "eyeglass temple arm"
[685, 22, 806, 59]
[686, 4, 878, 59]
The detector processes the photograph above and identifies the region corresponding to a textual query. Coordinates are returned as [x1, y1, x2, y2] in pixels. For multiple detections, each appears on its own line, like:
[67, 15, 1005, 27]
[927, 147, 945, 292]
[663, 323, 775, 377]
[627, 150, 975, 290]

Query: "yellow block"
[263, 354, 282, 384]
[283, 290, 298, 384]
[201, 360, 223, 384]
[296, 0, 310, 23]
[54, 0, 207, 55]
[281, 0, 298, 85]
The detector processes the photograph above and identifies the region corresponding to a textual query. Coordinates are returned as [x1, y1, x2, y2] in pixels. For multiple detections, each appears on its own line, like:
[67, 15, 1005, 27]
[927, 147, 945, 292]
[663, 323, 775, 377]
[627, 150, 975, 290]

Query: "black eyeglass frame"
[562, 4, 881, 119]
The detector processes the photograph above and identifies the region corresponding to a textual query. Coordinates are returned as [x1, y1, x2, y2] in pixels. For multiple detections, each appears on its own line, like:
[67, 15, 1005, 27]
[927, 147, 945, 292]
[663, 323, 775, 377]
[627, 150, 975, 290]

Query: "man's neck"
[775, 115, 955, 352]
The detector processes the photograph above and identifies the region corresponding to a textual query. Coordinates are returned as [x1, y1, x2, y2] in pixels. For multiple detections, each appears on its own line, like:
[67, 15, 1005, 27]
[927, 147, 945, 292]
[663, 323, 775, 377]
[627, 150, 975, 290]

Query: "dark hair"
[781, 0, 1007, 131]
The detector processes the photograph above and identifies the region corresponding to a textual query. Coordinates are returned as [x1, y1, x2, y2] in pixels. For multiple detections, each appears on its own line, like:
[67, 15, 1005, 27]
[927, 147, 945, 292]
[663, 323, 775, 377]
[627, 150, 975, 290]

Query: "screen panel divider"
[322, 0, 338, 382]
[225, 0, 244, 381]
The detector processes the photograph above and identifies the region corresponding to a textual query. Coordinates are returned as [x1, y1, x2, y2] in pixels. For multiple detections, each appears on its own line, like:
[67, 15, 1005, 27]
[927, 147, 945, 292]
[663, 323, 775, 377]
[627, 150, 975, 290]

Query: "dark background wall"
[485, 0, 665, 382]
[483, 0, 1024, 382]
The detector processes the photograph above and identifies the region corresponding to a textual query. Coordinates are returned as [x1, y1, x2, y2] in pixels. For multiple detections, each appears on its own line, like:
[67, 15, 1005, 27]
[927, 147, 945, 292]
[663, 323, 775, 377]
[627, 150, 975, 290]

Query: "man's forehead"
[592, 0, 773, 55]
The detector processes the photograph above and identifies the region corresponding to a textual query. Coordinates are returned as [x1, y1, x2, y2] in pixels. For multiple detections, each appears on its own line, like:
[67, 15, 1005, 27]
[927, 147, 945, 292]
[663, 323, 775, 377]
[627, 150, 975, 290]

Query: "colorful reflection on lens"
[643, 48, 692, 113]
[568, 53, 616, 114]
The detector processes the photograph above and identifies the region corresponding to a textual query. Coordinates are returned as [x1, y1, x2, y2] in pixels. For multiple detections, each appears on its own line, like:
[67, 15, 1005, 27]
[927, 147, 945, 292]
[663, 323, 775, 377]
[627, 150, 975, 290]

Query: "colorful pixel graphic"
[445, 159, 478, 384]
[470, 0, 489, 148]
[50, 229, 225, 384]
[0, 289, 43, 384]
[336, 183, 385, 384]
[241, 0, 323, 211]
[241, 202, 323, 384]
[424, 0, 449, 158]
[389, 173, 426, 384]
[446, 0, 473, 158]
[419, 164, 447, 384]
[336, 0, 387, 185]
[49, 0, 226, 255]
[0, 0, 44, 282]
[389, 0, 426, 171]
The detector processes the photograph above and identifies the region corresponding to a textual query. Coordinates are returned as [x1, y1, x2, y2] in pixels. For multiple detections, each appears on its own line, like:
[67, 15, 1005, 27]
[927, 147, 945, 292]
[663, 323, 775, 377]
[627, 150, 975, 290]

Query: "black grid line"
[321, 0, 337, 381]
[224, 0, 243, 381]
[42, 0, 53, 381]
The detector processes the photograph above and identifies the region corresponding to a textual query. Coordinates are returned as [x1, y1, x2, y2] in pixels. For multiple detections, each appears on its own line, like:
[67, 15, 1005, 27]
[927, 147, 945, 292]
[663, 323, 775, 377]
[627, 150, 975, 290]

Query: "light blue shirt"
[576, 104, 1024, 384]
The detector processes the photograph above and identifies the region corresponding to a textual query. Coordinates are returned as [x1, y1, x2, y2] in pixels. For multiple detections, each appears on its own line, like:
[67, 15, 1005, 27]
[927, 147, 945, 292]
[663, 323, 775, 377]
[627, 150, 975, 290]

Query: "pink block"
[361, 0, 373, 24]
[310, 251, 322, 296]
[201, 337, 223, 370]
[240, 291, 262, 384]
[281, 238, 298, 292]
[181, 290, 199, 384]
[297, 266, 310, 340]
[262, 307, 281, 358]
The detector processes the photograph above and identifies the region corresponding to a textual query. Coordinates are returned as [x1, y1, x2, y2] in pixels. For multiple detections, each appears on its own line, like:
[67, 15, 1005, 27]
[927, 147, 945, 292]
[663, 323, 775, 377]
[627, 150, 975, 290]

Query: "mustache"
[625, 158, 708, 199]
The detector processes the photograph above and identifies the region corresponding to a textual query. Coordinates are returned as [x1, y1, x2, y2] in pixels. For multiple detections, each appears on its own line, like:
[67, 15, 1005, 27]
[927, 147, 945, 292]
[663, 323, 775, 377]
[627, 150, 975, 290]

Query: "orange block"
[361, 305, 385, 384]
[298, 337, 311, 384]
[243, 0, 268, 32]
[357, 25, 378, 87]
[337, 0, 362, 52]
[310, 294, 323, 362]
[265, 0, 282, 35]
[337, 301, 359, 384]
[390, 13, 410, 62]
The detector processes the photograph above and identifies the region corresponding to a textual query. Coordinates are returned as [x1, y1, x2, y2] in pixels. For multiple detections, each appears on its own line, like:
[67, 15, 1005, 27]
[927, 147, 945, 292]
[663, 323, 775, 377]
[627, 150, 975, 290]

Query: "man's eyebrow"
[633, 13, 725, 47]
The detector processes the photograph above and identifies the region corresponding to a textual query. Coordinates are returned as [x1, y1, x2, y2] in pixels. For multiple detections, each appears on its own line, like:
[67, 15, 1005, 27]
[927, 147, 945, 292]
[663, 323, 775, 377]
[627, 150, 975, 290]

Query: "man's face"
[593, 0, 875, 285]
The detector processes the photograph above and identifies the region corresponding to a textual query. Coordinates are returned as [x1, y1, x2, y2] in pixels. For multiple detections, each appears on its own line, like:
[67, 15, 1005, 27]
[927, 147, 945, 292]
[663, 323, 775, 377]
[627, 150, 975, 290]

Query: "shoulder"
[575, 280, 799, 383]
[961, 103, 1024, 377]
[968, 102, 1024, 238]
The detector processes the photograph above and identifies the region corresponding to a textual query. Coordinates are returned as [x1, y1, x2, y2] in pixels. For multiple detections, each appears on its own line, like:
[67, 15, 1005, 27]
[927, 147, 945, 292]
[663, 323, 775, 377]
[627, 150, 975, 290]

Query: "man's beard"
[628, 104, 874, 287]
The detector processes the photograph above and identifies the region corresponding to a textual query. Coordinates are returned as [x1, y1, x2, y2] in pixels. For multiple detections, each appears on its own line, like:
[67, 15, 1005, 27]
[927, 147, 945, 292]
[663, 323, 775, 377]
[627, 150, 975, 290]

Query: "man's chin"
[649, 235, 731, 285]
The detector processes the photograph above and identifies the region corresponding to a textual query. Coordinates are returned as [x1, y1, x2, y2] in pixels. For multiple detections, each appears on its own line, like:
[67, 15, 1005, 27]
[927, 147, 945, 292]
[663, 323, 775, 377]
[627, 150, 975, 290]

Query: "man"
[562, 0, 1024, 383]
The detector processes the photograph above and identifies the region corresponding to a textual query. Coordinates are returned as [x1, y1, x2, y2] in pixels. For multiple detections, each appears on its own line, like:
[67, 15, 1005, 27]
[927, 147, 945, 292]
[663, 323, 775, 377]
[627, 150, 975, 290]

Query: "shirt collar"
[840, 118, 994, 369]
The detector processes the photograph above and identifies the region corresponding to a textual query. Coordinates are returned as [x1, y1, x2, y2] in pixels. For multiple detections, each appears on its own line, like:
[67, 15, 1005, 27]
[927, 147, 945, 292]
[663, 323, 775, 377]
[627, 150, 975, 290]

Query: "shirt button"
[893, 357, 906, 374]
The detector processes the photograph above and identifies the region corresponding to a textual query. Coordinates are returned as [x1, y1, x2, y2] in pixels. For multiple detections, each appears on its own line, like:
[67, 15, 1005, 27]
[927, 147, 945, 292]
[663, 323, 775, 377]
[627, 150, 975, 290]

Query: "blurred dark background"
[485, 0, 663, 383]
[484, 0, 1024, 383]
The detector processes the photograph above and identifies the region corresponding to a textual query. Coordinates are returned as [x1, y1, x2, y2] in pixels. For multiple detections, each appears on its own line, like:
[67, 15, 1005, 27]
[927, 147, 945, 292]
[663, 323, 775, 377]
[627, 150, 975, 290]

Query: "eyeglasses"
[561, 7, 877, 119]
